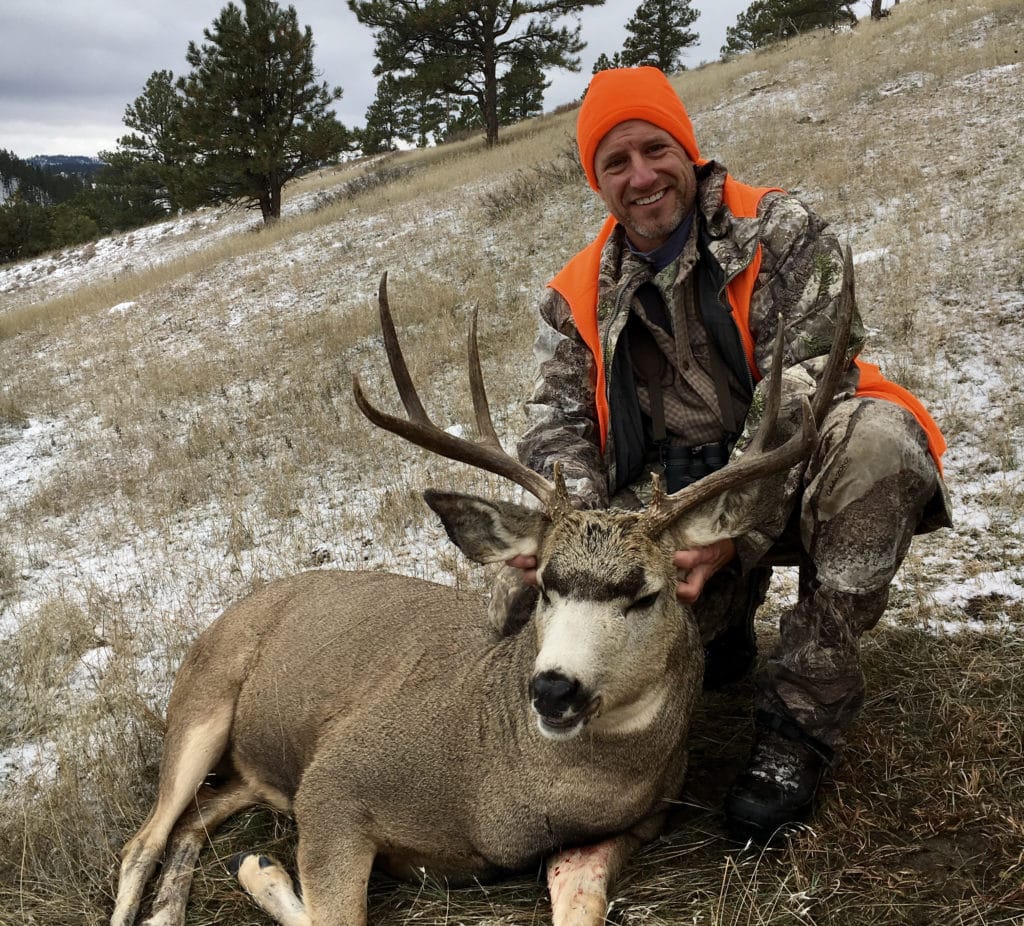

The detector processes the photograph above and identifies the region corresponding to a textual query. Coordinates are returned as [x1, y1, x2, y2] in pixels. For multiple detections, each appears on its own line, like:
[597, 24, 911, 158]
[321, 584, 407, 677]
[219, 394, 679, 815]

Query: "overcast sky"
[0, 1, 867, 160]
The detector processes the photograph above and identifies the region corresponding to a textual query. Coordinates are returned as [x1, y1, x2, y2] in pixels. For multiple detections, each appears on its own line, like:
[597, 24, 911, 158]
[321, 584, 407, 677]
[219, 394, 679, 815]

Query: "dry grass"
[1, 0, 1023, 923]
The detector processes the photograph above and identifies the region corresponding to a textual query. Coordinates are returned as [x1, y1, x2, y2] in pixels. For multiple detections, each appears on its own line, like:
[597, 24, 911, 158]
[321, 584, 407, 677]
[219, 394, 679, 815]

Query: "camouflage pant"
[704, 398, 940, 747]
[490, 398, 941, 749]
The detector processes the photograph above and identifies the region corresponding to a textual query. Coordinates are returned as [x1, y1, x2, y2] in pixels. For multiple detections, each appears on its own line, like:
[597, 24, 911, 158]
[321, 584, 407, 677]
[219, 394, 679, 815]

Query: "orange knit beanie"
[577, 66, 703, 191]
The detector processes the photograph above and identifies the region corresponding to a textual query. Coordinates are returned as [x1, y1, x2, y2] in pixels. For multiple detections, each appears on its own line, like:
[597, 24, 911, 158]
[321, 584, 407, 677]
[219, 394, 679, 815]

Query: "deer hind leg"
[112, 706, 234, 926]
[546, 817, 664, 926]
[139, 776, 258, 926]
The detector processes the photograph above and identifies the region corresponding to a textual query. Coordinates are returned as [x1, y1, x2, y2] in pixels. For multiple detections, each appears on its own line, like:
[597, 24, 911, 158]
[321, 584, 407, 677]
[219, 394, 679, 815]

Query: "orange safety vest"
[549, 178, 946, 472]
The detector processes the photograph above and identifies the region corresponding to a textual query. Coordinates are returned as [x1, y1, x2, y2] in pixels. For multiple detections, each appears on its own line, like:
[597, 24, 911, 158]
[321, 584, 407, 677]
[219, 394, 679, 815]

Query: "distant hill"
[27, 155, 106, 178]
[0, 150, 101, 207]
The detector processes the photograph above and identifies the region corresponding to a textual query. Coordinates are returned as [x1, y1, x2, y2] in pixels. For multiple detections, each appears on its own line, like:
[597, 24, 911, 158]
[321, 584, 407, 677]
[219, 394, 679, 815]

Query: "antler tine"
[376, 270, 431, 425]
[644, 399, 817, 536]
[352, 274, 556, 507]
[811, 245, 855, 427]
[643, 245, 855, 536]
[467, 308, 503, 450]
[747, 312, 786, 454]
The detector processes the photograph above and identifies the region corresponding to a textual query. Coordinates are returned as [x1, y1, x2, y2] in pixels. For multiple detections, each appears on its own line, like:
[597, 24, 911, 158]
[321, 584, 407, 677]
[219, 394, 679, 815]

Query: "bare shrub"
[479, 141, 583, 221]
[0, 542, 18, 602]
[315, 160, 416, 208]
[0, 390, 29, 427]
[1, 596, 101, 741]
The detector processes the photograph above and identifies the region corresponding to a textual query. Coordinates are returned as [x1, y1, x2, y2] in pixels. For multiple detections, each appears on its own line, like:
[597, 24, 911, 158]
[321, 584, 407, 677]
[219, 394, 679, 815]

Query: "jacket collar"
[695, 161, 763, 287]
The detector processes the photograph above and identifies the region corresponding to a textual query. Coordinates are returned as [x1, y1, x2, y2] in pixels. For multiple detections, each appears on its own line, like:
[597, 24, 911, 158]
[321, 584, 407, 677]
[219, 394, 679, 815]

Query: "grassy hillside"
[1, 0, 1022, 923]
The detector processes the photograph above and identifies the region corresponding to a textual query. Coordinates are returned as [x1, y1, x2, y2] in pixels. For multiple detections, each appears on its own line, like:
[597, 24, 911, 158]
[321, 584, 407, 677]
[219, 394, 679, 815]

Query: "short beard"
[625, 198, 688, 249]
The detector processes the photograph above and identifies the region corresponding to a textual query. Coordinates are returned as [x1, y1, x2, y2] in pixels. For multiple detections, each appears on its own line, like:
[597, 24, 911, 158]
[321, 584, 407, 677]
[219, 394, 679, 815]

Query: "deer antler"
[352, 273, 558, 507]
[643, 245, 856, 536]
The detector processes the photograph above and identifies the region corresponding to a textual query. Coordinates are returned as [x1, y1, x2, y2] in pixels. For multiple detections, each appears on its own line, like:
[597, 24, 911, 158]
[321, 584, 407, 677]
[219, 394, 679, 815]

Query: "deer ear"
[423, 490, 548, 564]
[657, 475, 788, 550]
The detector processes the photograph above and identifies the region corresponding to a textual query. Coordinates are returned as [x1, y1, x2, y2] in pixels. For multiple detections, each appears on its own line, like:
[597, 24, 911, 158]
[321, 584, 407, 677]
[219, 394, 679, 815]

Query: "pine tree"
[361, 75, 413, 154]
[443, 52, 547, 138]
[498, 52, 549, 124]
[621, 0, 700, 73]
[106, 70, 186, 214]
[0, 199, 52, 264]
[93, 149, 171, 227]
[592, 51, 624, 74]
[722, 0, 778, 55]
[722, 0, 856, 57]
[349, 0, 604, 147]
[176, 0, 349, 223]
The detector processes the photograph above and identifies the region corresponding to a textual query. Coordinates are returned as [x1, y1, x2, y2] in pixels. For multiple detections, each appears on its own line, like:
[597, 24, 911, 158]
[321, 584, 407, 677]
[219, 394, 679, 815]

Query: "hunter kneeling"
[498, 66, 953, 842]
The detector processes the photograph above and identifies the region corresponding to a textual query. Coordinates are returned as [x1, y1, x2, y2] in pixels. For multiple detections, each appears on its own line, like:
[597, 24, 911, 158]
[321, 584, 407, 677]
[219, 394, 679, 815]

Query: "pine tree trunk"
[480, 15, 500, 148]
[870, 0, 886, 20]
[483, 43, 499, 147]
[259, 189, 281, 225]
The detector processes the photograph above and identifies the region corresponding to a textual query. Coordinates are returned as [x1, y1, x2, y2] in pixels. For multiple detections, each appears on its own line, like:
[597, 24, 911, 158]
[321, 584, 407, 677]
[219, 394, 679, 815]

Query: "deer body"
[173, 563, 698, 882]
[113, 505, 704, 926]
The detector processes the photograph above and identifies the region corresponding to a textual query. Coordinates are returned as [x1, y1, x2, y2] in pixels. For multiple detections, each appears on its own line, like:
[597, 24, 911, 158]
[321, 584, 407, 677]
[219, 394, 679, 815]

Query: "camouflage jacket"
[517, 161, 951, 567]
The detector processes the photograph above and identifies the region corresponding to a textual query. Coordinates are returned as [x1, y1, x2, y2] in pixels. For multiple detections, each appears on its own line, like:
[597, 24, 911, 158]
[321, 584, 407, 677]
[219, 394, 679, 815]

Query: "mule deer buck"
[111, 259, 853, 926]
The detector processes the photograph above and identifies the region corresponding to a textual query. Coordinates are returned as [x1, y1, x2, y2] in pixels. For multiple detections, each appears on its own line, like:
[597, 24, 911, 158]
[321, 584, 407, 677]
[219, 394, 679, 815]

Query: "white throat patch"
[588, 681, 669, 736]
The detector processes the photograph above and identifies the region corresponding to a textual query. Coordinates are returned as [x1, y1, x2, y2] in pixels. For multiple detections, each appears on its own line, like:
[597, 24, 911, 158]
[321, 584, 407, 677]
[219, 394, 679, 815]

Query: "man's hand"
[506, 554, 538, 587]
[672, 538, 736, 604]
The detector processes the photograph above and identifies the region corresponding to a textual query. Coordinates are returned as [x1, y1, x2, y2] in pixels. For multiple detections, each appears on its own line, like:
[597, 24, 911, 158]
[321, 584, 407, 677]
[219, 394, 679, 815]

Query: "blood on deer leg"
[547, 812, 667, 926]
[547, 837, 628, 926]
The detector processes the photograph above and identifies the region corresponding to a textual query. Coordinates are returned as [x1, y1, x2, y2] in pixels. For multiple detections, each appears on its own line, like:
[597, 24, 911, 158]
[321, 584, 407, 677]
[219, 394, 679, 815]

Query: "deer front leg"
[546, 818, 664, 926]
[234, 831, 376, 926]
[234, 854, 310, 926]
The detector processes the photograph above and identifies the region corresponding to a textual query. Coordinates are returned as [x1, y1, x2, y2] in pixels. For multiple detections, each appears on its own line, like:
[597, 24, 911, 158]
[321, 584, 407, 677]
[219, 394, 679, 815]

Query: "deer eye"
[627, 591, 660, 614]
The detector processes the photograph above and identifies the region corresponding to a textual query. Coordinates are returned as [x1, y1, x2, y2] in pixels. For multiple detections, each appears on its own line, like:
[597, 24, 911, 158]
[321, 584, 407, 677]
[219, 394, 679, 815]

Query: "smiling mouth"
[634, 189, 667, 206]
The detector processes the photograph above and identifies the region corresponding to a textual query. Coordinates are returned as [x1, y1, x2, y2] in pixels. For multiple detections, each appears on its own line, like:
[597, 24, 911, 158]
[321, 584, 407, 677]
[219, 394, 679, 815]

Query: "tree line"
[1, 0, 900, 266]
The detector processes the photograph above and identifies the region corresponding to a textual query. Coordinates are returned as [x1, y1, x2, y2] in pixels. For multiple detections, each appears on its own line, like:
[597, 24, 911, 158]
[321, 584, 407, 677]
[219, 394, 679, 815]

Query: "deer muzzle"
[530, 669, 601, 740]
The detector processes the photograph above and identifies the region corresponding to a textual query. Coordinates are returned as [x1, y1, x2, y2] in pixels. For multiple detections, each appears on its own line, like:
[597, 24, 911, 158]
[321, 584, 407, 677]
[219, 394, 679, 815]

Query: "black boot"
[703, 566, 770, 690]
[724, 710, 834, 843]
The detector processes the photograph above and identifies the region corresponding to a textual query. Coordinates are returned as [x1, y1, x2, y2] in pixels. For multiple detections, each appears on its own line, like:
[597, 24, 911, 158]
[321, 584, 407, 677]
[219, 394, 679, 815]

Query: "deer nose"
[530, 670, 586, 718]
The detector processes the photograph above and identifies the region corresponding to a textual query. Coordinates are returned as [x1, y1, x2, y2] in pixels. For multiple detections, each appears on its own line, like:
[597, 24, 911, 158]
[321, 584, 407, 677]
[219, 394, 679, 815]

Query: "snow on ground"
[0, 418, 65, 521]
[2, 41, 1023, 789]
[0, 181, 338, 311]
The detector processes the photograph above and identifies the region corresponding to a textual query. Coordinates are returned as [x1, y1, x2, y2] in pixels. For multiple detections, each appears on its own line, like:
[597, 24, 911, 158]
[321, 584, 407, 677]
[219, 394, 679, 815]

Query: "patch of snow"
[0, 740, 57, 788]
[852, 248, 889, 265]
[877, 72, 933, 96]
[0, 417, 65, 519]
[66, 645, 115, 694]
[928, 570, 1024, 610]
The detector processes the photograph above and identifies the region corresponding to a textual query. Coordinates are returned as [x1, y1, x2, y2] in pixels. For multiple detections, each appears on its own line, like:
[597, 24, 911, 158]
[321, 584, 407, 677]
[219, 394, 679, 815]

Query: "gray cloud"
[0, 1, 866, 159]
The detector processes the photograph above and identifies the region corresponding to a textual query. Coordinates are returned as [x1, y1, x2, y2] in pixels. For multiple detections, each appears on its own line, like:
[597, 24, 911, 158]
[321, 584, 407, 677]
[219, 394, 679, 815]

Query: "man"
[503, 67, 952, 842]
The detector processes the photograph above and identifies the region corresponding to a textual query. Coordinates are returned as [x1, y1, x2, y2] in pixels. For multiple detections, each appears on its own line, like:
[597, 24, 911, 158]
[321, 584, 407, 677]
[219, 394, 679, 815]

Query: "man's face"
[593, 120, 697, 252]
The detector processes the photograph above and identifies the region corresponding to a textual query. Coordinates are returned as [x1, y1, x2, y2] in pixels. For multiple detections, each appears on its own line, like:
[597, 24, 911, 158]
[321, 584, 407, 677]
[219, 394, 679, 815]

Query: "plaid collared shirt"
[625, 223, 750, 448]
